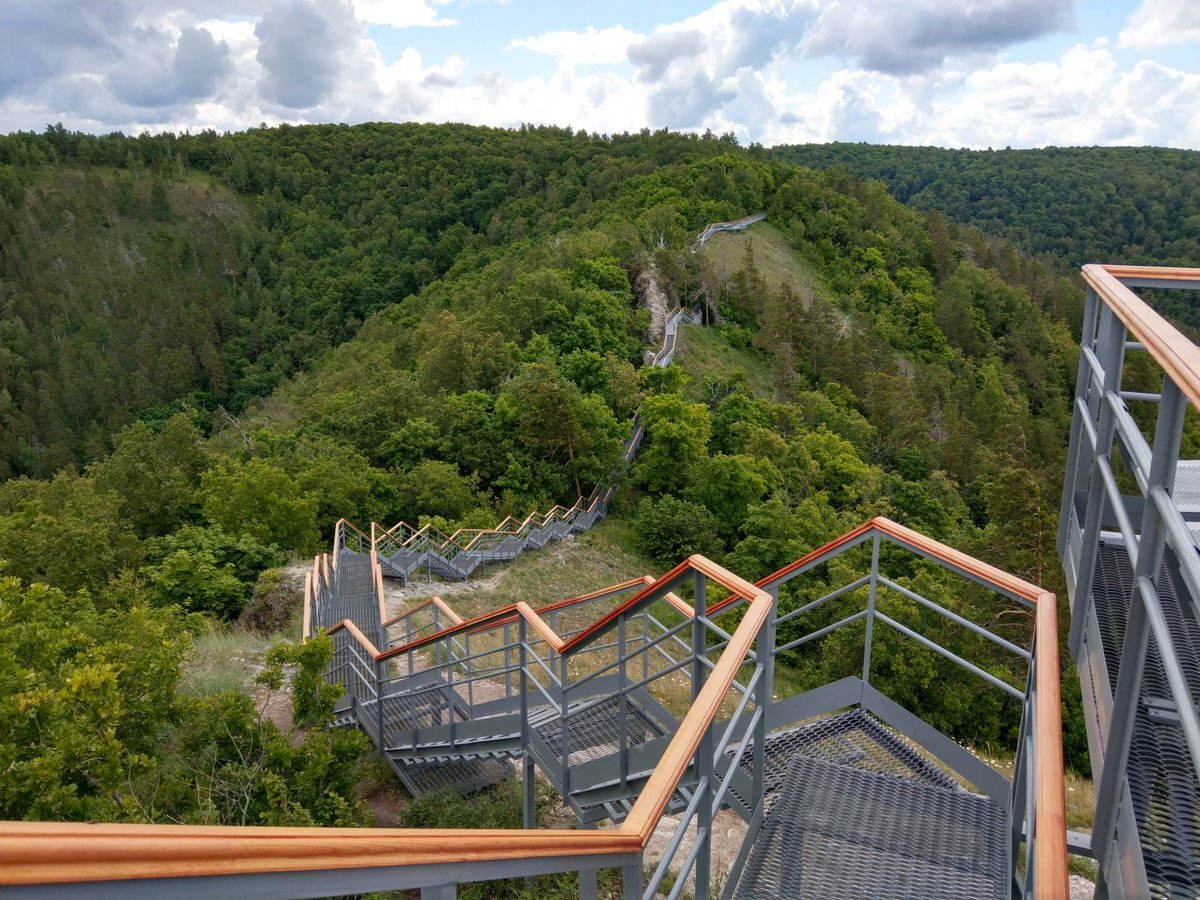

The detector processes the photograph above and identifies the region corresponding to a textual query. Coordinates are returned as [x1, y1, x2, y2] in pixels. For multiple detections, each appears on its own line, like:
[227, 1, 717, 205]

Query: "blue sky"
[1, 0, 1197, 148]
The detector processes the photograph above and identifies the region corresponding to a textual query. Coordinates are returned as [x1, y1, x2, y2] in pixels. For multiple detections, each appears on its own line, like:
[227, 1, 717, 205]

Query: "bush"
[632, 495, 722, 564]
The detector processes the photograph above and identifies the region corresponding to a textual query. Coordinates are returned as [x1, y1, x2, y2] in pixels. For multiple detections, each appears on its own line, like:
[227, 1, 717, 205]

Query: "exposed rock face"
[634, 258, 672, 344]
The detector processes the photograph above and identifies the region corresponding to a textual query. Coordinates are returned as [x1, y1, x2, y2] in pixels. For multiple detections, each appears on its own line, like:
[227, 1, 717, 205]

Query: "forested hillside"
[1, 123, 1111, 826]
[773, 143, 1200, 273]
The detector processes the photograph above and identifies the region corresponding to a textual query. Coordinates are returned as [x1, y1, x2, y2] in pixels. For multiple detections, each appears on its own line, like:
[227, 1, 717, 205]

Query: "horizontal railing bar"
[1082, 346, 1106, 397]
[1107, 392, 1153, 490]
[775, 609, 868, 655]
[521, 662, 562, 712]
[775, 574, 872, 626]
[566, 617, 692, 692]
[668, 825, 710, 900]
[875, 575, 1031, 660]
[874, 612, 1024, 700]
[520, 643, 562, 688]
[1151, 486, 1200, 612]
[568, 656, 694, 714]
[713, 667, 762, 758]
[1076, 396, 1099, 451]
[1119, 390, 1162, 403]
[646, 613, 695, 656]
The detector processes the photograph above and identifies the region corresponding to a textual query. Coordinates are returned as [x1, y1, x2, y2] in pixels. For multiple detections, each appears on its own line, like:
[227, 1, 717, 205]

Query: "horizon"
[1, 0, 1197, 151]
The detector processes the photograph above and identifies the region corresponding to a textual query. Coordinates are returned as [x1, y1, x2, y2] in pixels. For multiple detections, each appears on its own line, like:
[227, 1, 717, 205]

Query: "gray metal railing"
[1057, 264, 1200, 899]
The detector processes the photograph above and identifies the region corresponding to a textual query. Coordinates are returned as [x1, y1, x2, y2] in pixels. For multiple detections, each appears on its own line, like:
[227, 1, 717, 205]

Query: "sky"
[0, 0, 1197, 149]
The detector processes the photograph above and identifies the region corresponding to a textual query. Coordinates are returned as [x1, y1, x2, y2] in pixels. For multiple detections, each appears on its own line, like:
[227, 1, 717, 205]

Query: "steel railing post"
[1068, 304, 1127, 657]
[560, 651, 571, 798]
[618, 613, 629, 792]
[862, 534, 881, 685]
[1092, 375, 1187, 877]
[519, 618, 535, 830]
[693, 572, 707, 701]
[376, 656, 386, 758]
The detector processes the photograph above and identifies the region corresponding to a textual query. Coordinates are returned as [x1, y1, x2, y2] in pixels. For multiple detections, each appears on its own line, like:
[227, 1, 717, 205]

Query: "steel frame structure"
[1058, 264, 1200, 899]
[3, 518, 1068, 899]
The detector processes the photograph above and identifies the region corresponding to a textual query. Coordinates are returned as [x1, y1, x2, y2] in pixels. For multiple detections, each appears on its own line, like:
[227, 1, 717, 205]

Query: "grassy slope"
[703, 222, 838, 307]
[675, 323, 774, 400]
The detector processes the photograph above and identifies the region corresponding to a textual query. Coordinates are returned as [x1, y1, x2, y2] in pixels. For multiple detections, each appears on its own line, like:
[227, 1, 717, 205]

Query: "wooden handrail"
[302, 570, 313, 639]
[0, 821, 640, 885]
[623, 564, 773, 842]
[1034, 590, 1067, 896]
[325, 619, 384, 659]
[6, 527, 1065, 894]
[380, 596, 464, 630]
[1082, 264, 1200, 410]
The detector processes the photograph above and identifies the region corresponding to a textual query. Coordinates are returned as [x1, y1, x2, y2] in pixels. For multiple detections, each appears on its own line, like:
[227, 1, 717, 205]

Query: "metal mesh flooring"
[1092, 544, 1200, 898]
[322, 552, 385, 648]
[733, 708, 959, 810]
[533, 695, 670, 767]
[732, 754, 1008, 900]
[380, 686, 466, 733]
[392, 754, 514, 798]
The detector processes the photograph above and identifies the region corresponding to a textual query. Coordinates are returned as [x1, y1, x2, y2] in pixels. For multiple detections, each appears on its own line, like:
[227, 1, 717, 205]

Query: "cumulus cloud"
[106, 25, 231, 108]
[510, 26, 642, 67]
[352, 0, 455, 29]
[0, 0, 1196, 152]
[256, 0, 359, 109]
[802, 0, 1074, 74]
[628, 31, 707, 82]
[1119, 0, 1200, 49]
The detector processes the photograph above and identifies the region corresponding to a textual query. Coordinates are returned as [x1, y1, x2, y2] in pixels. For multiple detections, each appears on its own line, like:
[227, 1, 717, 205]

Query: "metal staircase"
[297, 514, 1066, 899]
[6, 231, 1101, 900]
[1058, 264, 1200, 899]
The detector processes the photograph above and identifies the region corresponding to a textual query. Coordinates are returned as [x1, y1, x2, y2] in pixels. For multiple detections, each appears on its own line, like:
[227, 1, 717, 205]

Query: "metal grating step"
[534, 695, 672, 767]
[731, 708, 959, 810]
[1091, 544, 1200, 898]
[321, 552, 385, 647]
[391, 754, 515, 798]
[732, 754, 1007, 900]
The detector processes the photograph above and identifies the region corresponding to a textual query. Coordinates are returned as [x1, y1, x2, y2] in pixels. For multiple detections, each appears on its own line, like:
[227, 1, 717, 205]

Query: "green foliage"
[0, 578, 187, 819]
[634, 393, 711, 494]
[147, 524, 283, 589]
[396, 459, 483, 524]
[0, 471, 140, 592]
[90, 410, 210, 537]
[632, 495, 722, 564]
[258, 634, 341, 728]
[145, 548, 247, 619]
[201, 457, 319, 553]
[774, 142, 1200, 283]
[0, 571, 369, 825]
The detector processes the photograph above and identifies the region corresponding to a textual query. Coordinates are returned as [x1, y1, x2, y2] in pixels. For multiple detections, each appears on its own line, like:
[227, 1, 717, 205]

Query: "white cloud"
[351, 0, 456, 29]
[0, 0, 1197, 151]
[1119, 0, 1200, 49]
[509, 26, 641, 67]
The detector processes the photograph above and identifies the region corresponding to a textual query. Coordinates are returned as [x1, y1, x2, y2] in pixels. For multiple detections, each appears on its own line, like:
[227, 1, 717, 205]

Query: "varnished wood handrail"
[1034, 590, 1067, 896]
[302, 570, 313, 639]
[325, 619, 384, 659]
[380, 596, 464, 630]
[1083, 264, 1200, 410]
[623, 562, 773, 842]
[0, 821, 640, 885]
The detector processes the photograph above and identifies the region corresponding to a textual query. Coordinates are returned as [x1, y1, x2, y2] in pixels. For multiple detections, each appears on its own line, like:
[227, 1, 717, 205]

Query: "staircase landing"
[734, 753, 1008, 900]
